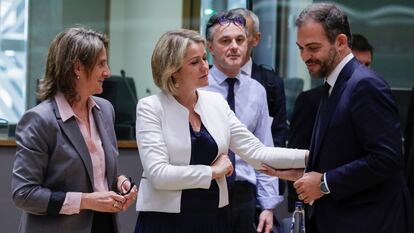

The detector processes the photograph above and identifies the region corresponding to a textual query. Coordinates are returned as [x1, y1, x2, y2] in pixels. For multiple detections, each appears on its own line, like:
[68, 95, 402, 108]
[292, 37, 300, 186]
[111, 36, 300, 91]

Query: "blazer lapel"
[195, 91, 227, 155]
[92, 106, 116, 189]
[310, 58, 360, 168]
[52, 99, 95, 187]
[308, 99, 325, 170]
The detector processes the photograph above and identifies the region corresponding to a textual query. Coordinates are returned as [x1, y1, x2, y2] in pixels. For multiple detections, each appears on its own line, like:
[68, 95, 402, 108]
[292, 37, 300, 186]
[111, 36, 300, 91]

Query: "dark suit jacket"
[287, 85, 325, 212]
[252, 62, 287, 147]
[12, 96, 120, 233]
[288, 85, 325, 149]
[405, 86, 414, 201]
[308, 58, 413, 233]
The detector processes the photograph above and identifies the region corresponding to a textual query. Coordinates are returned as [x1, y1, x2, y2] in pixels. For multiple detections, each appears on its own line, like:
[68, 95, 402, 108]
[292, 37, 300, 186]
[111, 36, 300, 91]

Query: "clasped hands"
[80, 175, 138, 213]
[114, 175, 138, 210]
[260, 165, 324, 204]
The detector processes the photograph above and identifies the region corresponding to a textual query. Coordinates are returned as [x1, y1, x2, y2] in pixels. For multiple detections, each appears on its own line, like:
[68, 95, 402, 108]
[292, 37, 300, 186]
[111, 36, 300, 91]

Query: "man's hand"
[256, 209, 273, 233]
[294, 171, 324, 204]
[259, 164, 304, 181]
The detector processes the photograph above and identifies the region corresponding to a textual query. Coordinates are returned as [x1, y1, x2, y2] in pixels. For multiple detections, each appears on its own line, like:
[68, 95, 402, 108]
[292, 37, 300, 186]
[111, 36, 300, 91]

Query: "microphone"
[119, 69, 138, 103]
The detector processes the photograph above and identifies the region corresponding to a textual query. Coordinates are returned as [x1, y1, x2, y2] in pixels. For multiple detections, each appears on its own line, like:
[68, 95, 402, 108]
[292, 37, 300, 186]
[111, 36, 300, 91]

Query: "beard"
[306, 46, 338, 78]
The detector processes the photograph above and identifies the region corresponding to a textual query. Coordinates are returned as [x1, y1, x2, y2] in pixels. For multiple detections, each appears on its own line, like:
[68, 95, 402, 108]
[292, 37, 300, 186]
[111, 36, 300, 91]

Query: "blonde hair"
[37, 27, 108, 105]
[151, 29, 205, 95]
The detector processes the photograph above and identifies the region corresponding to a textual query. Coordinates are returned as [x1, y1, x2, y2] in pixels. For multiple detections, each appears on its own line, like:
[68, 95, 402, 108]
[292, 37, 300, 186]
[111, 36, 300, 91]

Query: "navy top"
[181, 123, 220, 212]
[135, 123, 229, 233]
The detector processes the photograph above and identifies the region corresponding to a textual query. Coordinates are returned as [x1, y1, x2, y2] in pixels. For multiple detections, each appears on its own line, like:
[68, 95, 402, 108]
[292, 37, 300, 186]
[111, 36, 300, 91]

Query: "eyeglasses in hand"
[118, 177, 136, 196]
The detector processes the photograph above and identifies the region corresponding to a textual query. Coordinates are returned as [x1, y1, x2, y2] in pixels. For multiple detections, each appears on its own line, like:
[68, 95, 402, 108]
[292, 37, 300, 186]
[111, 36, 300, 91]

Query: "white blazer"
[135, 90, 306, 213]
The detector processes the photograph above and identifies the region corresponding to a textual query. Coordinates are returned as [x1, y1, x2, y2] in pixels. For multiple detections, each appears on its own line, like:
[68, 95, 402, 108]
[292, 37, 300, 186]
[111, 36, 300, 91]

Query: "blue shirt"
[202, 66, 283, 209]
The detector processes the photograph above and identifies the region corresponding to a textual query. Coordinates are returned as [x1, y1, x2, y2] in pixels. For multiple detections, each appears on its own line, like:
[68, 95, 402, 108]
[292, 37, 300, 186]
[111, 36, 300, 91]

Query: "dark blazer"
[308, 58, 413, 233]
[288, 85, 325, 150]
[405, 86, 414, 201]
[11, 96, 120, 233]
[287, 85, 325, 212]
[252, 62, 287, 147]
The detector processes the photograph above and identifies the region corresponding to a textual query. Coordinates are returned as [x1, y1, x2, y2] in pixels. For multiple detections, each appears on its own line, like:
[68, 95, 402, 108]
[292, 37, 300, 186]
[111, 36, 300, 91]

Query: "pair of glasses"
[118, 177, 136, 196]
[206, 13, 246, 30]
[217, 15, 245, 26]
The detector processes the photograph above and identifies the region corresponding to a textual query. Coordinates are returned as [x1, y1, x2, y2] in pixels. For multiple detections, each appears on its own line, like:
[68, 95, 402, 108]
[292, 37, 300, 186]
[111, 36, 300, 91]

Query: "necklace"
[79, 115, 88, 122]
[73, 108, 89, 122]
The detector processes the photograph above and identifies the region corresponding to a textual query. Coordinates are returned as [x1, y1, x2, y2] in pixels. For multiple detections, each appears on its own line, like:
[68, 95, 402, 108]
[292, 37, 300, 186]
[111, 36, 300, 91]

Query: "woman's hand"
[259, 164, 304, 181]
[119, 187, 138, 211]
[80, 191, 126, 213]
[117, 175, 138, 211]
[211, 154, 234, 179]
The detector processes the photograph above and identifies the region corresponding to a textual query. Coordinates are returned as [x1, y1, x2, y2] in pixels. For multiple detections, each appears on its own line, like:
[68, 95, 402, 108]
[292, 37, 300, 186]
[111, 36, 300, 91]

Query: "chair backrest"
[284, 78, 304, 122]
[96, 75, 138, 139]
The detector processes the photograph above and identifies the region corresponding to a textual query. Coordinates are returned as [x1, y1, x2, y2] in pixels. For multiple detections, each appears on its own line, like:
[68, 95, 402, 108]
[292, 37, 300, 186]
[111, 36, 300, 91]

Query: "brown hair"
[295, 3, 351, 45]
[37, 27, 108, 105]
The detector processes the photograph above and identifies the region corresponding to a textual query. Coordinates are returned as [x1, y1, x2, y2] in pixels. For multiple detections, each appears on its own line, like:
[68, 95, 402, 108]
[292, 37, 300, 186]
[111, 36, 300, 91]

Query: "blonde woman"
[134, 29, 307, 233]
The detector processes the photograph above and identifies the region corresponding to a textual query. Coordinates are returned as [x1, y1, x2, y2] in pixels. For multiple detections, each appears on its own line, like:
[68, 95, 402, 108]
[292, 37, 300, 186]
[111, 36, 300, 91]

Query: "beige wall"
[27, 0, 184, 108]
[27, 0, 109, 108]
[109, 0, 183, 99]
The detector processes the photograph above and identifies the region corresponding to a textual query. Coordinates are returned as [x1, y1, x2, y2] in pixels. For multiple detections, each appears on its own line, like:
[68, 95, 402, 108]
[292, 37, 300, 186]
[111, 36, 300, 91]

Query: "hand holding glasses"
[118, 177, 136, 196]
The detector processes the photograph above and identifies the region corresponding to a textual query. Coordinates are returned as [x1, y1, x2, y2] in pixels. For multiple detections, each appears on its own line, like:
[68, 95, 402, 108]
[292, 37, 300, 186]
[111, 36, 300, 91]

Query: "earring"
[76, 76, 80, 80]
[172, 77, 179, 88]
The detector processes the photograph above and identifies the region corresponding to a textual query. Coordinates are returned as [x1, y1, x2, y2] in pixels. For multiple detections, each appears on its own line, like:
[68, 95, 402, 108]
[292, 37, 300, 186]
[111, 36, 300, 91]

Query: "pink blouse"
[55, 93, 108, 215]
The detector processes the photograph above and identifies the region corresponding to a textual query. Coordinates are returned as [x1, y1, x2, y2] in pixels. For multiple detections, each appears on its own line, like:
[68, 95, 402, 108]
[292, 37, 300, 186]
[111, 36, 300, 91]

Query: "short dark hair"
[205, 11, 246, 42]
[350, 34, 373, 56]
[295, 3, 351, 45]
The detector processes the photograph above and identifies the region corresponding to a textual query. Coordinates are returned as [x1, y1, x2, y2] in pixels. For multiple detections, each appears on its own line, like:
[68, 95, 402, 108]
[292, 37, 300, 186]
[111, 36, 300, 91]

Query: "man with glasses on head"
[229, 8, 287, 231]
[203, 11, 280, 233]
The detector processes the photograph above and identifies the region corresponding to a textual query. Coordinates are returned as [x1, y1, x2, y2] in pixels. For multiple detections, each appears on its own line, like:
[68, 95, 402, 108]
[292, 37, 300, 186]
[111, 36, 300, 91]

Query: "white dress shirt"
[241, 57, 253, 77]
[203, 66, 283, 209]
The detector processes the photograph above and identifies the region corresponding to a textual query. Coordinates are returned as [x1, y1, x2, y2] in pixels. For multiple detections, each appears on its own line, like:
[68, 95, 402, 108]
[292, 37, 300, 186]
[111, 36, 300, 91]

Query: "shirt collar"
[210, 65, 241, 85]
[241, 57, 253, 77]
[55, 92, 100, 122]
[326, 53, 354, 89]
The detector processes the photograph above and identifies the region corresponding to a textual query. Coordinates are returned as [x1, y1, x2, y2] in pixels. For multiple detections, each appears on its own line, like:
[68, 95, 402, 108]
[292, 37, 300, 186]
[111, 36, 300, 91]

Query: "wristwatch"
[320, 173, 330, 194]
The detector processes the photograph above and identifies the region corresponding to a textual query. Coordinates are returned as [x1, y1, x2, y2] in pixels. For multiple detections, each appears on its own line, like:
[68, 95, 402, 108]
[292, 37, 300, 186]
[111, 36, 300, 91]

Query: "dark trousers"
[229, 181, 256, 233]
[91, 212, 115, 233]
[305, 206, 318, 233]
